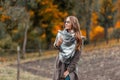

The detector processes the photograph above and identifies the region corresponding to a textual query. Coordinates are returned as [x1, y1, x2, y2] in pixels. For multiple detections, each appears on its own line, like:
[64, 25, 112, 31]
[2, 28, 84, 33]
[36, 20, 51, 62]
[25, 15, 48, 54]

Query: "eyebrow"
[65, 20, 70, 22]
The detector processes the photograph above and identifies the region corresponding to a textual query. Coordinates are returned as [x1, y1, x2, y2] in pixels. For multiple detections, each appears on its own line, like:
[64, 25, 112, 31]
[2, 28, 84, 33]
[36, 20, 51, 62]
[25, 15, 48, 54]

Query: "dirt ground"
[10, 45, 120, 80]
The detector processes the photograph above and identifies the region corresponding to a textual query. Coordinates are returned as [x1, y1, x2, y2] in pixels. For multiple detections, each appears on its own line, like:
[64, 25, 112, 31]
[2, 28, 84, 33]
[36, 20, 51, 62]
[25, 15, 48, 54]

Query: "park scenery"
[0, 0, 120, 80]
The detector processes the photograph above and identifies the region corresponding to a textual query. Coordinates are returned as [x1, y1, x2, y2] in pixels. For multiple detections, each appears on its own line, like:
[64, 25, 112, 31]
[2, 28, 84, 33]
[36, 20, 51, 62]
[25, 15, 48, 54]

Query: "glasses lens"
[65, 21, 70, 24]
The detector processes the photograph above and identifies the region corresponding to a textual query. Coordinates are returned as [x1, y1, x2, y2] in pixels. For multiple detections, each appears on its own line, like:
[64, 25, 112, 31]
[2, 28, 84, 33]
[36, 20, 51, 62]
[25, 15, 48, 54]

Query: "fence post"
[17, 46, 20, 80]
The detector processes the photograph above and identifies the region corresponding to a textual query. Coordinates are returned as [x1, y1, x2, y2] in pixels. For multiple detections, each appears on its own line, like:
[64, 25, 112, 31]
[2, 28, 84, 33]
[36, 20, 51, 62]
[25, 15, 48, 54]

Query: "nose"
[65, 22, 68, 25]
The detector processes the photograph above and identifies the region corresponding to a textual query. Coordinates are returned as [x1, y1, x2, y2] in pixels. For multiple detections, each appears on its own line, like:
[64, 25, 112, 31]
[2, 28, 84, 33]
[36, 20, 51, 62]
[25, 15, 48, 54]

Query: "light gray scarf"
[54, 29, 76, 64]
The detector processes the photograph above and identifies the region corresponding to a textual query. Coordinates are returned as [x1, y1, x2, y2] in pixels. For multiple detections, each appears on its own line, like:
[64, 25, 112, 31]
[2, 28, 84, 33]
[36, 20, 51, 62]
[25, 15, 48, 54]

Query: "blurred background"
[0, 0, 120, 80]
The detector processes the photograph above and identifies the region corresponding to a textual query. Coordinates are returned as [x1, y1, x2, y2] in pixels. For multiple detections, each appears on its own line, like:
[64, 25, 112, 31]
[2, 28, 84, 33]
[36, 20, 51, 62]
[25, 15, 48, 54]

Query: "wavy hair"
[64, 16, 82, 50]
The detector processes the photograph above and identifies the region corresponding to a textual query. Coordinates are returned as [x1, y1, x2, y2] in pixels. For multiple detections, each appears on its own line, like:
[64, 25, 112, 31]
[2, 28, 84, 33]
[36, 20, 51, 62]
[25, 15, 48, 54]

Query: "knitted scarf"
[54, 29, 76, 64]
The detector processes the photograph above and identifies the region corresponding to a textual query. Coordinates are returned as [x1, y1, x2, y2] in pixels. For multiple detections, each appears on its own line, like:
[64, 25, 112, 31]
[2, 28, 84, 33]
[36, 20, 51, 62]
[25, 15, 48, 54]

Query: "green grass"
[0, 66, 51, 80]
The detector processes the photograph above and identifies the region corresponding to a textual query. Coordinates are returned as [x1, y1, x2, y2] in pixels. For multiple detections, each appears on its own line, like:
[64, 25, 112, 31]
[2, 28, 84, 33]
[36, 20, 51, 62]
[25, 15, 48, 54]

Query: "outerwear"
[53, 50, 81, 80]
[53, 30, 81, 80]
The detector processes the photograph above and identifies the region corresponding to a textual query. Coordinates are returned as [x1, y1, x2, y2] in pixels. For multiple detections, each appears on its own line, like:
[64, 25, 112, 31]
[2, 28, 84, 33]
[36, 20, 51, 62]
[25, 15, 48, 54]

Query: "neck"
[66, 29, 71, 32]
[66, 29, 74, 34]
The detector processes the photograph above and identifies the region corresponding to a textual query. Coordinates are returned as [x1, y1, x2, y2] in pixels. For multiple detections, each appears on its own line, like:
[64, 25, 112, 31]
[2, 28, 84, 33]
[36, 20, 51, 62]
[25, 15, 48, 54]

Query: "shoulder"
[58, 30, 64, 33]
[57, 30, 64, 36]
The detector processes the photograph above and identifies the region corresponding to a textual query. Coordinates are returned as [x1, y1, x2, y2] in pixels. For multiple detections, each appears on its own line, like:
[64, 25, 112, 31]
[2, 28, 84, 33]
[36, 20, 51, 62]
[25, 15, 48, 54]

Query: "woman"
[53, 16, 82, 80]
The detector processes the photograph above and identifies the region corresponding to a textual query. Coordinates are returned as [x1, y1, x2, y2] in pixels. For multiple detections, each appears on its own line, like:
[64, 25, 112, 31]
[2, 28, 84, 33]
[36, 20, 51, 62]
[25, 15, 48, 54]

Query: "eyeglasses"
[64, 21, 71, 24]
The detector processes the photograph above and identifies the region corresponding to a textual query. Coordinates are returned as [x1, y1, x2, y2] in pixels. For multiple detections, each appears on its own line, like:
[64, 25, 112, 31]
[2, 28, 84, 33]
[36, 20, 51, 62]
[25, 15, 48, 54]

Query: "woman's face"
[64, 17, 72, 30]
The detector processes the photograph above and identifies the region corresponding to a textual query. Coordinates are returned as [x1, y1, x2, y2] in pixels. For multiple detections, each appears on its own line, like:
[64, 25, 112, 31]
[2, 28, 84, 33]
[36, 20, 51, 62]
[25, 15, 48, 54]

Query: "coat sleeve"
[67, 50, 81, 73]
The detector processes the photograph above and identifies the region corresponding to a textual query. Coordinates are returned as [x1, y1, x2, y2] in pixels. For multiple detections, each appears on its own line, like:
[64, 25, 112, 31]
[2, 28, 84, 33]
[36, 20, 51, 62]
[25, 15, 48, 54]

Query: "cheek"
[65, 24, 72, 28]
[68, 24, 72, 29]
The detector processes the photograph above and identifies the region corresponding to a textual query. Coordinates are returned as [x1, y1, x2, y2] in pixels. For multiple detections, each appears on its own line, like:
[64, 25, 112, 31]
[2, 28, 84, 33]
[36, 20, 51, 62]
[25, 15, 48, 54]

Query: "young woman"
[53, 16, 82, 80]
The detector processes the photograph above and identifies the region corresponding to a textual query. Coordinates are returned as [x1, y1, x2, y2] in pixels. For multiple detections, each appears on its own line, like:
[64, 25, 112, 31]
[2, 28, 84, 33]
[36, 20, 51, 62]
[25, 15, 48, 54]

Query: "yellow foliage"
[39, 0, 68, 20]
[90, 25, 104, 41]
[62, 12, 68, 18]
[115, 20, 120, 28]
[40, 33, 46, 39]
[81, 30, 86, 37]
[92, 12, 98, 19]
[0, 7, 3, 11]
[45, 8, 52, 13]
[107, 15, 112, 19]
[12, 29, 18, 33]
[54, 13, 59, 18]
[38, 0, 68, 35]
[0, 14, 10, 22]
[36, 0, 41, 2]
[112, 6, 116, 12]
[94, 26, 104, 33]
[41, 23, 48, 28]
[91, 12, 98, 29]
[52, 25, 62, 35]
[36, 0, 68, 45]
[29, 10, 34, 17]
[100, 8, 105, 14]
[108, 27, 113, 34]
[41, 0, 49, 5]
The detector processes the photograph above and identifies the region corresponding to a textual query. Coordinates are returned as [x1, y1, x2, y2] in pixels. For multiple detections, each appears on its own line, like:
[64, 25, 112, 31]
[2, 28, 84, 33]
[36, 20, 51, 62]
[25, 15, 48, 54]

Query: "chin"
[65, 28, 70, 30]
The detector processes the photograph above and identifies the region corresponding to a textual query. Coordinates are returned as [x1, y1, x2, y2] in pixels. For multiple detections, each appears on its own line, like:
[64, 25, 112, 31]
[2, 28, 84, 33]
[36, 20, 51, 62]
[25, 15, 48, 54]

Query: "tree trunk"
[104, 23, 109, 44]
[45, 27, 52, 49]
[22, 23, 28, 59]
[86, 26, 90, 44]
[117, 37, 119, 42]
[86, 17, 91, 44]
[46, 35, 52, 49]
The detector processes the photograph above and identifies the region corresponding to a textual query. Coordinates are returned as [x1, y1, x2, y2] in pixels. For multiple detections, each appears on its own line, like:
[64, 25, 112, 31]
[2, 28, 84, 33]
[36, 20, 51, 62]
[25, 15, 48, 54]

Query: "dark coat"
[53, 50, 81, 80]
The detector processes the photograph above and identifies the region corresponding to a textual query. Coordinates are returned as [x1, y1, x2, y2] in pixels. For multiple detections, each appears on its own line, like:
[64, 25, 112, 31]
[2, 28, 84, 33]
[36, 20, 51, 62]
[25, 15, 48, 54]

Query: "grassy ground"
[1, 39, 119, 63]
[0, 50, 56, 80]
[6, 43, 120, 80]
[0, 51, 56, 80]
[0, 65, 51, 80]
[84, 39, 120, 51]
[0, 39, 120, 80]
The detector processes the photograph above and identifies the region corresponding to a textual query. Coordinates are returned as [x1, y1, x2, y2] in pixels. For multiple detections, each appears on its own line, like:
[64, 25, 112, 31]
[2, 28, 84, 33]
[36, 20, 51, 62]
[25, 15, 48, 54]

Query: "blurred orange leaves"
[0, 14, 10, 22]
[115, 20, 120, 28]
[29, 10, 34, 17]
[90, 26, 104, 41]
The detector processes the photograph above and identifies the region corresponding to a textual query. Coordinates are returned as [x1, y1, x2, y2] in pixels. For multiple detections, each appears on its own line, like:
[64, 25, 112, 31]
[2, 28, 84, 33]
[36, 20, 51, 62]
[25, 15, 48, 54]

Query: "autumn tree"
[116, 0, 120, 21]
[33, 0, 67, 49]
[74, 0, 95, 44]
[91, 11, 99, 29]
[90, 26, 104, 46]
[53, 0, 76, 15]
[0, 0, 18, 54]
[98, 0, 115, 44]
[0, 0, 33, 58]
[112, 0, 120, 42]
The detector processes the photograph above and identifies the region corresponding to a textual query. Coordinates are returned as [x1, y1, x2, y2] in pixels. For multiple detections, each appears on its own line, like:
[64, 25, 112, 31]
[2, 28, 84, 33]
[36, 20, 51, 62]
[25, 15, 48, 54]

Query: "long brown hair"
[64, 16, 82, 50]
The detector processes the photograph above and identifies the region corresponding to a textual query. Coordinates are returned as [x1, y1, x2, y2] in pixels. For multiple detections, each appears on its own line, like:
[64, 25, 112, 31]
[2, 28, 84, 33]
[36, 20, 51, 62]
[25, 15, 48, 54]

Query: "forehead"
[66, 17, 70, 21]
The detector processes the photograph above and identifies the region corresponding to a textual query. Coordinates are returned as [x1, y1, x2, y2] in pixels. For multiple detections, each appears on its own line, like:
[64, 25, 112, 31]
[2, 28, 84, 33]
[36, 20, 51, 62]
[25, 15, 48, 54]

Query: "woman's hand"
[64, 70, 69, 78]
[56, 36, 63, 47]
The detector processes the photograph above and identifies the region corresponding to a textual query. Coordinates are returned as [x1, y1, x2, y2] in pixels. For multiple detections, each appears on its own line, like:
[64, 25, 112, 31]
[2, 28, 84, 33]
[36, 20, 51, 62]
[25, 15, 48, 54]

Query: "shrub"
[90, 26, 104, 42]
[111, 28, 120, 42]
[0, 35, 18, 55]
